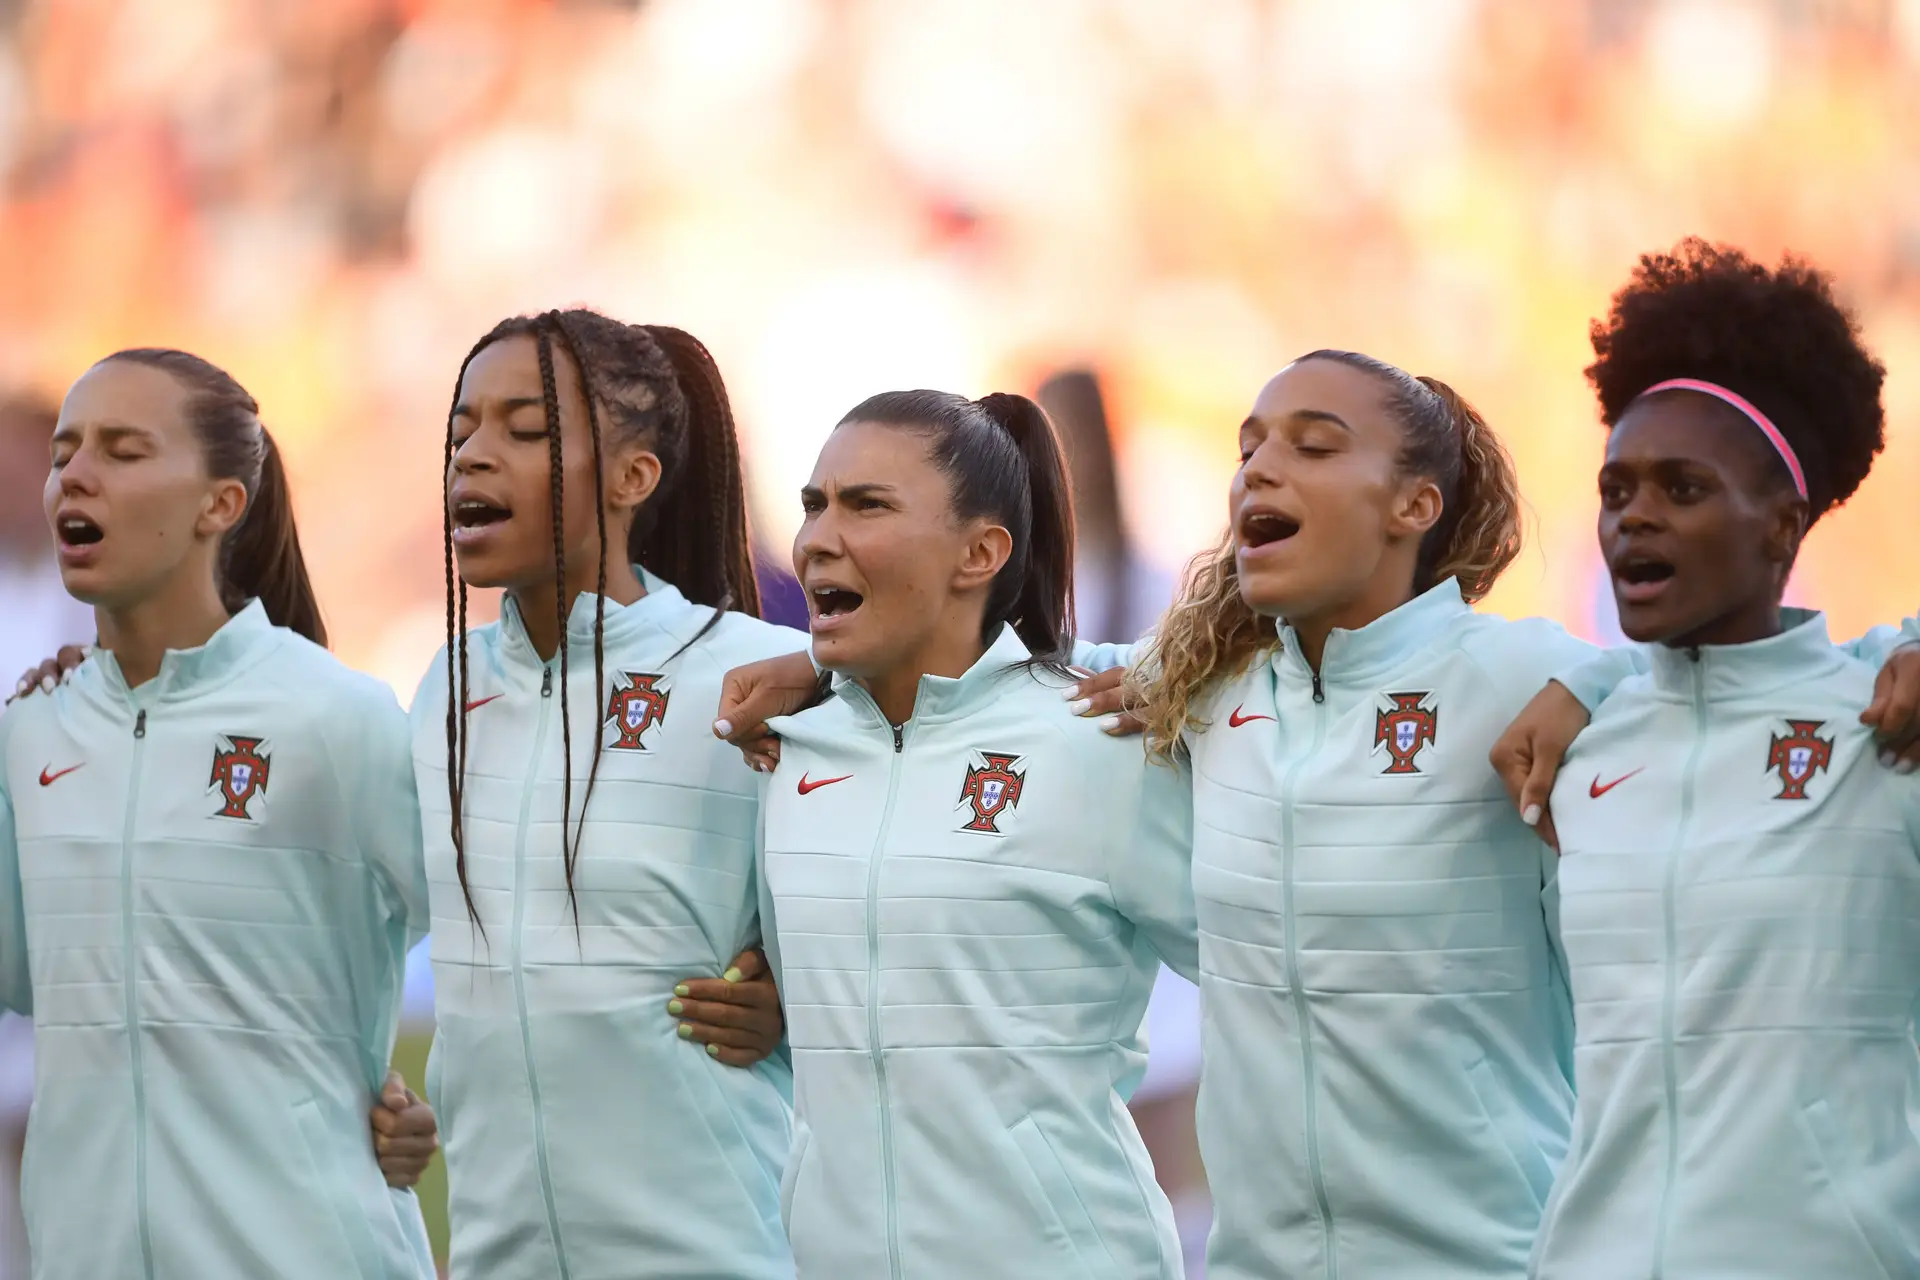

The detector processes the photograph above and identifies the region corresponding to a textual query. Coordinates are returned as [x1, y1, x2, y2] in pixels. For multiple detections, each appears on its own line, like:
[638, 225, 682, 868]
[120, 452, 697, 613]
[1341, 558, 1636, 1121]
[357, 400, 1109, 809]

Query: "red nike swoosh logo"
[1228, 705, 1274, 728]
[39, 763, 83, 787]
[797, 773, 852, 796]
[1589, 769, 1643, 799]
[463, 695, 502, 713]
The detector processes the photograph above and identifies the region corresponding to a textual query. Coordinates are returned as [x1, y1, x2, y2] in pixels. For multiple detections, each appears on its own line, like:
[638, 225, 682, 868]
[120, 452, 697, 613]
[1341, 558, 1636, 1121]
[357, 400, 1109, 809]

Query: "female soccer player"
[423, 310, 802, 1279]
[755, 389, 1196, 1279]
[1513, 242, 1920, 1277]
[0, 349, 436, 1278]
[717, 358, 1590, 1278]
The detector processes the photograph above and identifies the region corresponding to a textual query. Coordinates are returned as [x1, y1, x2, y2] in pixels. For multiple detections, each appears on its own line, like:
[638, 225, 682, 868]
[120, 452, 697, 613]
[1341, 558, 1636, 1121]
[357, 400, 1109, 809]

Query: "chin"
[1235, 569, 1316, 620]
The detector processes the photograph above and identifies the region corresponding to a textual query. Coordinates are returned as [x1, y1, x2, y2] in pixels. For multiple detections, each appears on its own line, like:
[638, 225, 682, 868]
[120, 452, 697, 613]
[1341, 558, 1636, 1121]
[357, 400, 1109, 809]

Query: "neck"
[858, 624, 993, 726]
[1285, 572, 1418, 673]
[513, 554, 646, 662]
[1661, 598, 1784, 650]
[96, 571, 235, 689]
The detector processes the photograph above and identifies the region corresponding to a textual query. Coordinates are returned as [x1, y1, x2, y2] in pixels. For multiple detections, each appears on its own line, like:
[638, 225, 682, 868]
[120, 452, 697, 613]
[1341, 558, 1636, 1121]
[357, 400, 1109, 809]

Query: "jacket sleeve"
[343, 684, 430, 948]
[1109, 751, 1199, 982]
[1551, 646, 1648, 713]
[0, 768, 27, 1017]
[1837, 613, 1920, 666]
[750, 779, 796, 1073]
[1538, 843, 1575, 1088]
[1070, 638, 1137, 674]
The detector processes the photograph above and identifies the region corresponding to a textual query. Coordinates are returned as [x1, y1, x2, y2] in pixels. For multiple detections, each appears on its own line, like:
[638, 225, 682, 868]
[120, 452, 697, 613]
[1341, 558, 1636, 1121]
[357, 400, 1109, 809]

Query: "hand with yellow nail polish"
[666, 947, 784, 1067]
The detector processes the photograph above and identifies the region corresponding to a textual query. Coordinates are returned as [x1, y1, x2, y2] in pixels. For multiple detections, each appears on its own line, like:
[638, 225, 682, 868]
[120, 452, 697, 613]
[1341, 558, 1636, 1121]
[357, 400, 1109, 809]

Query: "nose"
[56, 447, 101, 498]
[1239, 434, 1287, 494]
[794, 508, 842, 568]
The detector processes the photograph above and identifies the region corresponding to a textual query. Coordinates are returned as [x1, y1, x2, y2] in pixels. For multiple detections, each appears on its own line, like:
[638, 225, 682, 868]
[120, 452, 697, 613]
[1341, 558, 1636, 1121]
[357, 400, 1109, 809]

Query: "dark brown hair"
[104, 348, 325, 646]
[441, 310, 758, 930]
[837, 388, 1077, 664]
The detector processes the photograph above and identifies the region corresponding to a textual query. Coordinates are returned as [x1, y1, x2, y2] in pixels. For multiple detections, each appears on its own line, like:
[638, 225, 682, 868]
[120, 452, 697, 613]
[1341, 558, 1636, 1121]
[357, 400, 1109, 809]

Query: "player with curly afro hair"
[1507, 243, 1920, 1279]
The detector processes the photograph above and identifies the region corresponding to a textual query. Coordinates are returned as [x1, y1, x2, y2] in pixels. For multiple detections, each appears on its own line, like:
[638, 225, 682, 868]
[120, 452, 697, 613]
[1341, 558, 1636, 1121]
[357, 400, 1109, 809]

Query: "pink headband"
[1638, 377, 1808, 501]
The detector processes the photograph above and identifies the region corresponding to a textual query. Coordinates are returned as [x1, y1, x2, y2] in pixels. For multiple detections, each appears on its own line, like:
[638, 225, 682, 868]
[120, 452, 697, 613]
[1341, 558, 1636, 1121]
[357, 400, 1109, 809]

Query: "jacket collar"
[830, 623, 1038, 728]
[1271, 578, 1469, 688]
[1647, 608, 1834, 701]
[496, 568, 702, 669]
[89, 598, 279, 704]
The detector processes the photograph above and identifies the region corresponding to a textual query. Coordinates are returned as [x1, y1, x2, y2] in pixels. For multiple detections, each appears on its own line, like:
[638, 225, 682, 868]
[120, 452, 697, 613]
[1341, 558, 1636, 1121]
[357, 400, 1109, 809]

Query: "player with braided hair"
[423, 309, 805, 1279]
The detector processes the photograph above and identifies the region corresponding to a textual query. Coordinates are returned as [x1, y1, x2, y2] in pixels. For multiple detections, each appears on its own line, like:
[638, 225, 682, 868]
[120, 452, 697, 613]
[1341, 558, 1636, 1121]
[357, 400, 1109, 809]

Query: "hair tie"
[1636, 377, 1808, 501]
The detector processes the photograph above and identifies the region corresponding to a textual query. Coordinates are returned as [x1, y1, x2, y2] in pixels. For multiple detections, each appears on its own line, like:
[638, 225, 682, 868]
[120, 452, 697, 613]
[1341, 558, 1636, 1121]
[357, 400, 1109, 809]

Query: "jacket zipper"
[870, 719, 908, 1279]
[512, 664, 570, 1279]
[122, 706, 155, 1280]
[1283, 663, 1336, 1278]
[1650, 652, 1707, 1279]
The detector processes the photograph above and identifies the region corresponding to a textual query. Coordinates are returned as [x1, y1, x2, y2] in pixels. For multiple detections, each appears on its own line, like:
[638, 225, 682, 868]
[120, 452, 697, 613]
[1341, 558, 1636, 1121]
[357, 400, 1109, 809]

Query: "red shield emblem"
[959, 751, 1026, 835]
[209, 734, 271, 820]
[1767, 718, 1833, 800]
[1373, 692, 1437, 775]
[605, 673, 669, 751]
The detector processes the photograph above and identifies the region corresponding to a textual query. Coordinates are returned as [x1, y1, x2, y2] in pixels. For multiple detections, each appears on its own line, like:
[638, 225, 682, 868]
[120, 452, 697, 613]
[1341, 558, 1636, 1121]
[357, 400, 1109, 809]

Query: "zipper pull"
[892, 724, 904, 753]
[1311, 672, 1325, 704]
[133, 709, 147, 739]
[542, 668, 553, 698]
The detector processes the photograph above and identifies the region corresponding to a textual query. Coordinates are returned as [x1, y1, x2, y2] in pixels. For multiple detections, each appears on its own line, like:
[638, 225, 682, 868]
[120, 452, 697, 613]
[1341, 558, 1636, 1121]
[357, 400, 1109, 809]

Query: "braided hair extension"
[442, 309, 763, 934]
[547, 313, 610, 926]
[442, 323, 519, 935]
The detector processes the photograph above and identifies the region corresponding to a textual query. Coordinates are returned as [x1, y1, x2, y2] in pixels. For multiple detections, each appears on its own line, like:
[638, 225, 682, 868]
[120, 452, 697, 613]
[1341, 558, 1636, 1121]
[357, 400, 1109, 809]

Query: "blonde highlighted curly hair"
[1128, 352, 1522, 756]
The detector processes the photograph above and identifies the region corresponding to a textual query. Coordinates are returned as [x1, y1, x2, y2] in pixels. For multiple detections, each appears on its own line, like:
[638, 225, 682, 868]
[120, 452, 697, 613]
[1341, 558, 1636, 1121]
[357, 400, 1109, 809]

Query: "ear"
[952, 520, 1013, 595]
[1762, 491, 1810, 568]
[604, 442, 664, 521]
[1385, 474, 1445, 542]
[194, 476, 249, 541]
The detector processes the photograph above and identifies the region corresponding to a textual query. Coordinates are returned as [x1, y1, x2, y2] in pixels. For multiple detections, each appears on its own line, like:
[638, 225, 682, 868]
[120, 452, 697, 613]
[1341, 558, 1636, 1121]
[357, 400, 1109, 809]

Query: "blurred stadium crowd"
[2, 1, 1919, 1273]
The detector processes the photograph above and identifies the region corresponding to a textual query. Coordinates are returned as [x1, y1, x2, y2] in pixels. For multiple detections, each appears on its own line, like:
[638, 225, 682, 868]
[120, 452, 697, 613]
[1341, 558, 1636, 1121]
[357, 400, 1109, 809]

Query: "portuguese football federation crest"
[1373, 692, 1437, 776]
[959, 751, 1026, 836]
[605, 672, 669, 750]
[1767, 718, 1833, 801]
[209, 734, 271, 820]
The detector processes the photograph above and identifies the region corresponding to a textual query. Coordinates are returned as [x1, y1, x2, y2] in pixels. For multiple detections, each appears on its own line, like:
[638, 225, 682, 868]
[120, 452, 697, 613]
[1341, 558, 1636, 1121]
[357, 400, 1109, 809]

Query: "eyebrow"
[801, 481, 898, 502]
[1240, 409, 1354, 433]
[51, 420, 157, 445]
[451, 396, 547, 420]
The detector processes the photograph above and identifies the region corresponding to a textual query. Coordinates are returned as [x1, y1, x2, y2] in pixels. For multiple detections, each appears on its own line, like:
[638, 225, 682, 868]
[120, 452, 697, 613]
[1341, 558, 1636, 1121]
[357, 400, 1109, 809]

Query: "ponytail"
[225, 428, 326, 644]
[1130, 352, 1520, 759]
[1412, 376, 1521, 602]
[635, 324, 760, 616]
[103, 348, 326, 646]
[974, 392, 1075, 659]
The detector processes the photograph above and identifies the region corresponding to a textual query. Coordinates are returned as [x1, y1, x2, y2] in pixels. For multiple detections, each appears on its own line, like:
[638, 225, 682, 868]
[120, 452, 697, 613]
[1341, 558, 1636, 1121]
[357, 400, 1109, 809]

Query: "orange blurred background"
[2, 1, 1918, 1274]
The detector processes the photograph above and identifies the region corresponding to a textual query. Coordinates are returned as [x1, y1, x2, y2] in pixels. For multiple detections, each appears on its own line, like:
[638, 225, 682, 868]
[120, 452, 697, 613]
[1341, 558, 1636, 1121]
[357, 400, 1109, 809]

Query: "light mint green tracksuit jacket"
[1532, 610, 1920, 1278]
[0, 601, 433, 1280]
[413, 574, 807, 1280]
[758, 624, 1198, 1280]
[1180, 580, 1596, 1279]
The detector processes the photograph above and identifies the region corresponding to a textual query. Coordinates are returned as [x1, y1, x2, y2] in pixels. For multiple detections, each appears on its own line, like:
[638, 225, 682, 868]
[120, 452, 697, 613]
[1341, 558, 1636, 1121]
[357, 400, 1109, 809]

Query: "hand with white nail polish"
[1489, 680, 1589, 854]
[7, 643, 91, 706]
[1063, 664, 1145, 737]
[1861, 643, 1920, 773]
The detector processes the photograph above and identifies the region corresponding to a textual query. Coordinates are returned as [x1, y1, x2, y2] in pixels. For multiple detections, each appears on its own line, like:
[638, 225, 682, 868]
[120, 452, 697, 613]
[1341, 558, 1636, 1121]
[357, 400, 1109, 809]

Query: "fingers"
[1863, 648, 1920, 773]
[1065, 668, 1145, 736]
[1518, 753, 1557, 832]
[726, 948, 768, 982]
[714, 653, 822, 746]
